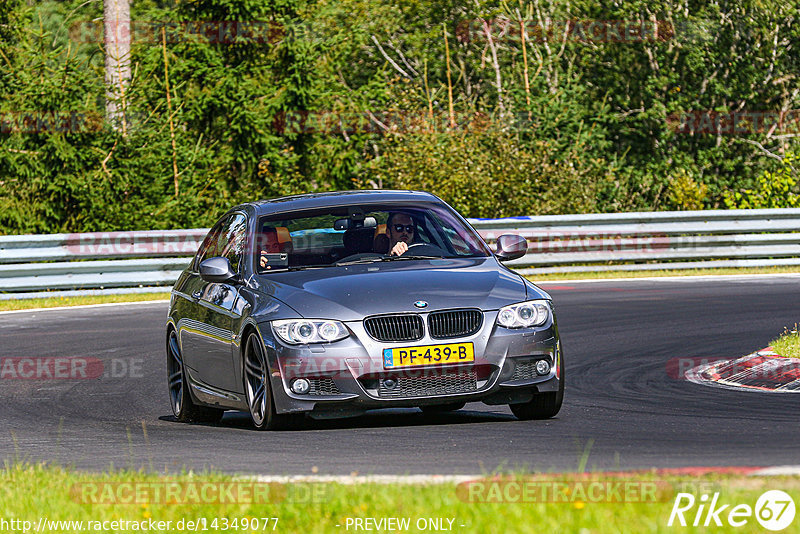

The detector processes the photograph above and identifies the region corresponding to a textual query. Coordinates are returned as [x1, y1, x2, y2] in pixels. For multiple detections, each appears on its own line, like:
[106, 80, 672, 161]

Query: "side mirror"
[199, 257, 240, 284]
[495, 234, 528, 262]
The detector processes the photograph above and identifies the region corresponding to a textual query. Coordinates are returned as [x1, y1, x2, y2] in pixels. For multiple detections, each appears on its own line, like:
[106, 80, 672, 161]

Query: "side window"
[217, 214, 248, 273]
[415, 215, 434, 245]
[192, 223, 224, 271]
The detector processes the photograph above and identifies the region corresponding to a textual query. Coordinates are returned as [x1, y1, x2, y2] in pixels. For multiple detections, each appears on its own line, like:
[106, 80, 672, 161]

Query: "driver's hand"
[389, 242, 408, 256]
[259, 251, 268, 268]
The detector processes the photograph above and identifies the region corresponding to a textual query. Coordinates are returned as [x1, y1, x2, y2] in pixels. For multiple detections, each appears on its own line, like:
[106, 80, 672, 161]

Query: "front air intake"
[364, 314, 424, 342]
[428, 309, 483, 339]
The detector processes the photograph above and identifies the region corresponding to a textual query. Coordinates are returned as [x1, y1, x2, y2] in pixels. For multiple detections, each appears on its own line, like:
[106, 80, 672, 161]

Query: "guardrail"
[473, 208, 800, 274]
[2, 208, 800, 298]
[0, 230, 205, 295]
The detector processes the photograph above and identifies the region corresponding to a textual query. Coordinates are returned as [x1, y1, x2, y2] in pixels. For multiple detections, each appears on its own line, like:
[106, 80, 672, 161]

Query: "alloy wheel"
[244, 334, 269, 427]
[167, 329, 184, 416]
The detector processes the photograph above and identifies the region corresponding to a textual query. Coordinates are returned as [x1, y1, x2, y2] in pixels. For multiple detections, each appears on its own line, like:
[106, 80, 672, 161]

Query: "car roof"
[241, 190, 443, 216]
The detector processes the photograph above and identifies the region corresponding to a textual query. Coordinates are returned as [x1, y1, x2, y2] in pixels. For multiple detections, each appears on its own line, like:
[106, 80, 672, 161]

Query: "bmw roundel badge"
[414, 300, 428, 309]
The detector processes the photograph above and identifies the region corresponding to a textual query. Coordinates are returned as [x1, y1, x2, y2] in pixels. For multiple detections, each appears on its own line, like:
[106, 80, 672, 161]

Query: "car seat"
[342, 227, 375, 255]
[372, 224, 390, 254]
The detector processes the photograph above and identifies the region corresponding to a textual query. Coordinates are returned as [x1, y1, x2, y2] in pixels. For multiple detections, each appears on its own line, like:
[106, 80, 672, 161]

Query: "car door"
[194, 213, 248, 392]
[179, 220, 224, 379]
[180, 213, 247, 392]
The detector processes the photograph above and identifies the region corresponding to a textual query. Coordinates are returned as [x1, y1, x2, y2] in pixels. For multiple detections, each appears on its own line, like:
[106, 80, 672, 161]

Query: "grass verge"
[524, 265, 800, 281]
[0, 292, 171, 312]
[771, 324, 800, 359]
[1, 463, 799, 533]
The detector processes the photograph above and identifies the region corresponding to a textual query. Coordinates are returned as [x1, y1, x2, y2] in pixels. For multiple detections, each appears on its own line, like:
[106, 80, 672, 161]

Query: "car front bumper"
[259, 310, 561, 416]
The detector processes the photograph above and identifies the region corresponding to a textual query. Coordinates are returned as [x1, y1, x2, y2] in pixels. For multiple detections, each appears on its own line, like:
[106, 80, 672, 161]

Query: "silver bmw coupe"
[166, 190, 563, 429]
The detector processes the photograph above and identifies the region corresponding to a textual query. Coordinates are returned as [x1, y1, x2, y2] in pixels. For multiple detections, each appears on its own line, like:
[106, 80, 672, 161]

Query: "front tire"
[510, 352, 565, 420]
[167, 328, 224, 423]
[243, 333, 292, 430]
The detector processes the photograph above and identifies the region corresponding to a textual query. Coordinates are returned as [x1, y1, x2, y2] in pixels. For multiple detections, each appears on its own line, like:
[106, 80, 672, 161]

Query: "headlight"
[272, 319, 349, 344]
[496, 300, 550, 328]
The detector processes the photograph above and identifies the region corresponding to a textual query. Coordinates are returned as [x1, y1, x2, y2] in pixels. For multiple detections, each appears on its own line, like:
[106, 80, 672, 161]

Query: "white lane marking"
[535, 273, 800, 284]
[751, 466, 800, 476]
[242, 474, 478, 485]
[0, 299, 169, 316]
[244, 468, 800, 483]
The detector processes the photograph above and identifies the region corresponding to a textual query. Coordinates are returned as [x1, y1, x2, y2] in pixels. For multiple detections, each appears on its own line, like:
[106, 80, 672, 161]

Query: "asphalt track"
[1, 276, 799, 475]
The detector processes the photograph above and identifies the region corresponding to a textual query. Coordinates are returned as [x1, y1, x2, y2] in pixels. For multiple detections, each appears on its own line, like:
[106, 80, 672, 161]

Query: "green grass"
[0, 292, 170, 312]
[1, 463, 799, 533]
[524, 265, 800, 281]
[771, 324, 800, 359]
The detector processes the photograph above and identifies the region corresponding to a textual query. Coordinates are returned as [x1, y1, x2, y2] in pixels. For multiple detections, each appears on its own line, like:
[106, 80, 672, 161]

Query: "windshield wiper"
[259, 264, 331, 273]
[384, 254, 444, 261]
[335, 257, 387, 266]
[337, 254, 442, 265]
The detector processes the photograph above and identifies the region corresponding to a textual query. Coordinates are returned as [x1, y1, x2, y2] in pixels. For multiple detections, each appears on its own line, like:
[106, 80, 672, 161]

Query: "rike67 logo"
[669, 490, 796, 531]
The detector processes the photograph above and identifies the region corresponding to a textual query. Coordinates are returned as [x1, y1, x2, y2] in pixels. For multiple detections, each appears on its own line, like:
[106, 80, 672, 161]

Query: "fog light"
[291, 378, 310, 394]
[382, 378, 398, 390]
[535, 359, 551, 375]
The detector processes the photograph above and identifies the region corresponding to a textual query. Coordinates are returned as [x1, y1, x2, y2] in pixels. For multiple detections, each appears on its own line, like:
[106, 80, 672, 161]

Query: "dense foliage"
[1, 0, 798, 233]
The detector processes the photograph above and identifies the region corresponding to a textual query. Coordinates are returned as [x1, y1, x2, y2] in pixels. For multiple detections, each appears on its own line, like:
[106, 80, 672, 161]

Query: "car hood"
[250, 258, 546, 321]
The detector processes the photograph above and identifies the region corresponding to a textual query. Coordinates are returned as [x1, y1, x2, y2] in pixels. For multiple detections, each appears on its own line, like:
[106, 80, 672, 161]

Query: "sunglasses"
[392, 224, 415, 233]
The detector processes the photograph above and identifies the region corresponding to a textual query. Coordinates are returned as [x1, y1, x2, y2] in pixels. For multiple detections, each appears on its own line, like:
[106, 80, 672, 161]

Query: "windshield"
[255, 203, 490, 273]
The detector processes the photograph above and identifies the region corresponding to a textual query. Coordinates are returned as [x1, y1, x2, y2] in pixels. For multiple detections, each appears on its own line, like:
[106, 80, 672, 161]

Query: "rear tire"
[167, 328, 224, 424]
[243, 332, 292, 430]
[420, 402, 466, 413]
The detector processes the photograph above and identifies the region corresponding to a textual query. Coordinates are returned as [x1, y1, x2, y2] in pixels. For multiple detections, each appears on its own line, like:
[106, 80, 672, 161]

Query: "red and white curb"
[685, 348, 800, 393]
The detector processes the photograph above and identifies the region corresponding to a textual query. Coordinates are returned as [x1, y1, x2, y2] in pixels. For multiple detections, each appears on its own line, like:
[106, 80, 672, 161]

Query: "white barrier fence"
[473, 208, 800, 274]
[1, 208, 799, 297]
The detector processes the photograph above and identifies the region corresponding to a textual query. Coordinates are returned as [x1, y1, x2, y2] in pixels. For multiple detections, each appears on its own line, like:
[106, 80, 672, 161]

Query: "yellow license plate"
[382, 343, 475, 369]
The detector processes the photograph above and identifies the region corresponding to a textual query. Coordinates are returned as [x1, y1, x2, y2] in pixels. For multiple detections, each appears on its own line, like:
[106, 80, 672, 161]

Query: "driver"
[387, 212, 416, 256]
